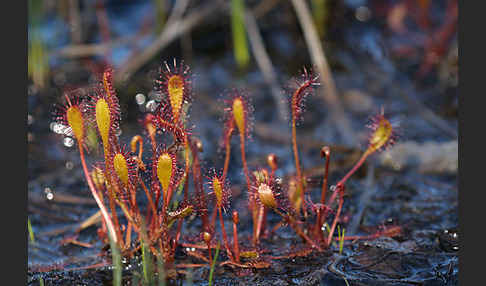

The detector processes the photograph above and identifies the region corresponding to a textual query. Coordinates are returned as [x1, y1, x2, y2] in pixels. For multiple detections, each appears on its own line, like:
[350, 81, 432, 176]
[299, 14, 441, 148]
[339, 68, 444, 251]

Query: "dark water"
[28, 1, 458, 285]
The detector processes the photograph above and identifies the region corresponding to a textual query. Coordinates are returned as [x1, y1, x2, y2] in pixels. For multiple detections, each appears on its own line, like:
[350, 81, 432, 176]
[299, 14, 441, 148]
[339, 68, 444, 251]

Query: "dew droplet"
[52, 123, 66, 134]
[355, 6, 372, 22]
[27, 114, 34, 125]
[65, 161, 74, 170]
[63, 137, 74, 147]
[135, 93, 146, 105]
[63, 127, 73, 137]
[44, 187, 54, 200]
[146, 100, 157, 112]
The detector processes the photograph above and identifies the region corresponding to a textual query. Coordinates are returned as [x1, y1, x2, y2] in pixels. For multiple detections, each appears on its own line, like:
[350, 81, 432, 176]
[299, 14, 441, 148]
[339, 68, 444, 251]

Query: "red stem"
[254, 205, 265, 245]
[315, 147, 330, 239]
[210, 204, 218, 231]
[239, 133, 257, 242]
[275, 209, 321, 251]
[138, 177, 157, 227]
[232, 211, 240, 263]
[336, 149, 371, 188]
[218, 207, 234, 261]
[78, 144, 118, 244]
[327, 190, 344, 246]
[291, 116, 306, 218]
[189, 139, 208, 231]
[326, 149, 371, 210]
[222, 124, 234, 182]
[101, 144, 123, 243]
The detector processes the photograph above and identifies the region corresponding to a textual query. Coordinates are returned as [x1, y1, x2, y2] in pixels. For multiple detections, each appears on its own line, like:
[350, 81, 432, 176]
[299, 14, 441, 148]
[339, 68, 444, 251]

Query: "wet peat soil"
[27, 1, 458, 285]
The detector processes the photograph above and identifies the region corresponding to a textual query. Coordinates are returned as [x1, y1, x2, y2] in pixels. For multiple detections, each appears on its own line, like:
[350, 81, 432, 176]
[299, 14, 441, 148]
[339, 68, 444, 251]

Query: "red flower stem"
[261, 208, 268, 238]
[148, 129, 157, 152]
[175, 218, 183, 243]
[78, 144, 118, 245]
[239, 133, 257, 242]
[222, 123, 234, 182]
[320, 148, 331, 205]
[138, 177, 157, 230]
[327, 191, 344, 246]
[207, 240, 212, 263]
[112, 191, 139, 233]
[210, 206, 218, 230]
[125, 222, 132, 249]
[315, 147, 331, 239]
[232, 211, 240, 263]
[190, 141, 208, 231]
[102, 143, 124, 243]
[222, 140, 232, 182]
[275, 209, 321, 251]
[336, 149, 371, 189]
[239, 134, 251, 193]
[106, 187, 122, 241]
[173, 137, 192, 244]
[128, 183, 141, 220]
[218, 207, 234, 261]
[291, 116, 306, 218]
[95, 185, 108, 237]
[165, 184, 174, 212]
[254, 204, 265, 245]
[175, 173, 190, 243]
[183, 136, 191, 201]
[326, 149, 371, 209]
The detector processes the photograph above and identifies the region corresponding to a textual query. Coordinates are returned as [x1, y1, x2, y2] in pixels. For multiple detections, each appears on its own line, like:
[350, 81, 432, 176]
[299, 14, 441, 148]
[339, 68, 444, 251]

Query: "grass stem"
[208, 242, 220, 286]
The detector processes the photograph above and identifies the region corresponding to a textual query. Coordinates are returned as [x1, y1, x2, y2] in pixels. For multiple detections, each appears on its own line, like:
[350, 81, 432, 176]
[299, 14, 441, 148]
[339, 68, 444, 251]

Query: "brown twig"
[114, 2, 218, 83]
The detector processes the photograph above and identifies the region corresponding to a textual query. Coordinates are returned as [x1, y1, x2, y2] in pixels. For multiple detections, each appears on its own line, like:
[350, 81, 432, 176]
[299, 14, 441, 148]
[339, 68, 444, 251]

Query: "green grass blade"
[28, 217, 35, 244]
[208, 242, 220, 286]
[153, 0, 166, 35]
[231, 0, 250, 69]
[337, 225, 345, 255]
[139, 218, 155, 286]
[109, 236, 122, 286]
[311, 0, 328, 38]
[142, 239, 155, 285]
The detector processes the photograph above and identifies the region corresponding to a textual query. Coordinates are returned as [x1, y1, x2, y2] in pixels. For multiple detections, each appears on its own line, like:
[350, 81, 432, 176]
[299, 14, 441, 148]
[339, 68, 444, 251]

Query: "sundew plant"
[52, 60, 399, 278]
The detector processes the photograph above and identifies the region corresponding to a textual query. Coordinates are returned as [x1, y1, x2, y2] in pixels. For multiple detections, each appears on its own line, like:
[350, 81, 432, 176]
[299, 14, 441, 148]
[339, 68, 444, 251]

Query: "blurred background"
[28, 0, 458, 175]
[28, 0, 458, 284]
